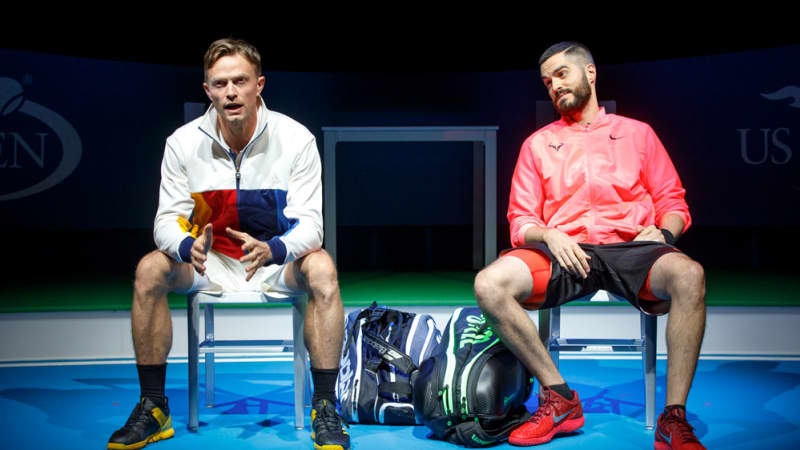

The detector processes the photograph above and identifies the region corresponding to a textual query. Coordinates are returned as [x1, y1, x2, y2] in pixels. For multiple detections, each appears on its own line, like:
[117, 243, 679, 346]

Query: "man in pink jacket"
[474, 42, 706, 449]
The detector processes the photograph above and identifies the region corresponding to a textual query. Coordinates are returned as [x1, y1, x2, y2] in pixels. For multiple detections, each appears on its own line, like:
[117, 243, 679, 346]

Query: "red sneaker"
[508, 386, 584, 446]
[654, 407, 706, 450]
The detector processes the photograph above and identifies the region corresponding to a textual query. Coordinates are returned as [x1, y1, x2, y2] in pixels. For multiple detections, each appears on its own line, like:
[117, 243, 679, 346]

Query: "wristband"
[660, 229, 676, 245]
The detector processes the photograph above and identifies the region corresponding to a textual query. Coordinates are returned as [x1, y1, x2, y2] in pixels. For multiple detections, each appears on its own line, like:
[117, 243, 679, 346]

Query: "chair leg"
[305, 361, 312, 409]
[550, 307, 561, 370]
[293, 296, 308, 430]
[532, 308, 561, 399]
[643, 312, 657, 429]
[187, 294, 200, 432]
[536, 308, 560, 396]
[204, 304, 215, 408]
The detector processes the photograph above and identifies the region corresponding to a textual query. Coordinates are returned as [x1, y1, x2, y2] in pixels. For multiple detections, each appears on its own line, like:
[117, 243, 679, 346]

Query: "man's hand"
[633, 225, 666, 243]
[191, 223, 213, 275]
[226, 227, 273, 281]
[542, 228, 591, 278]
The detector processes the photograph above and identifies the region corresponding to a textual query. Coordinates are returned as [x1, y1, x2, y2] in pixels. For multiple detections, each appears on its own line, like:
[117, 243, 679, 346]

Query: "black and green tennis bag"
[410, 307, 532, 447]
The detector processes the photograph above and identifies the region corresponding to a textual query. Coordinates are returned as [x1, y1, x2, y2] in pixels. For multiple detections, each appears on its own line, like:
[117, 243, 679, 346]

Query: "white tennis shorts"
[178, 250, 300, 295]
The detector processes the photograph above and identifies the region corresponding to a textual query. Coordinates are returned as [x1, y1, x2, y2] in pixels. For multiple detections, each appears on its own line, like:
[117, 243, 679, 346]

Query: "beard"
[554, 72, 592, 116]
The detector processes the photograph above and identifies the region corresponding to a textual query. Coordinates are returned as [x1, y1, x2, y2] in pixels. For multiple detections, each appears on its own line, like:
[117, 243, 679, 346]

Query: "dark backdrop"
[1, 44, 798, 281]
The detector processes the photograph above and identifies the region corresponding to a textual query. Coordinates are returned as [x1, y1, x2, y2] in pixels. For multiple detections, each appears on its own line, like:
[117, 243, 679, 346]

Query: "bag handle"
[344, 302, 387, 351]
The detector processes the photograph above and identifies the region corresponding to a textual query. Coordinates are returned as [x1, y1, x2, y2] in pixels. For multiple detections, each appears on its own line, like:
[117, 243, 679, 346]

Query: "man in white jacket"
[108, 38, 349, 450]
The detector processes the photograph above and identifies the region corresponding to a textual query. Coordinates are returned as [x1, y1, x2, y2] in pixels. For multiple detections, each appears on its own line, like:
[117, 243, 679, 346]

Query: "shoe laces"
[315, 401, 350, 431]
[529, 391, 558, 424]
[122, 403, 150, 430]
[663, 413, 700, 443]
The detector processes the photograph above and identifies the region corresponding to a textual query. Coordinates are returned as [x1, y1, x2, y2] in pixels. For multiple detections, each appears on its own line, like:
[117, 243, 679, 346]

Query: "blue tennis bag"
[336, 302, 441, 424]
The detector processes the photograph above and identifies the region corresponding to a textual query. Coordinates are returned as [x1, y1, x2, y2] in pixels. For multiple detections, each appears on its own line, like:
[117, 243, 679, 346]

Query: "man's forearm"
[659, 213, 685, 241]
[523, 226, 551, 245]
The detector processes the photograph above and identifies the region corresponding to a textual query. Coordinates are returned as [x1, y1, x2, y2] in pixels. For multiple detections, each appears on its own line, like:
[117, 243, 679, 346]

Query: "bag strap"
[451, 421, 502, 447]
[450, 407, 531, 448]
[378, 381, 414, 397]
[363, 329, 418, 374]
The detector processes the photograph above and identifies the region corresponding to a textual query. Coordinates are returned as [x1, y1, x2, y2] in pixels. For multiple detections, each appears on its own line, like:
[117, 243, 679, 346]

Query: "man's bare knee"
[656, 253, 706, 308]
[673, 259, 706, 307]
[134, 251, 173, 302]
[301, 249, 339, 304]
[475, 266, 512, 313]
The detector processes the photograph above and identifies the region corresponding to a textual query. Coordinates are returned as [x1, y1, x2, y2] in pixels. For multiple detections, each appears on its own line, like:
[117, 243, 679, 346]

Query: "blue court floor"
[0, 357, 798, 449]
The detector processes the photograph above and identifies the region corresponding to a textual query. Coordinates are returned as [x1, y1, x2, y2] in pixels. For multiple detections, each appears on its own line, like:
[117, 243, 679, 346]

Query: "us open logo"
[0, 77, 82, 201]
[736, 85, 797, 166]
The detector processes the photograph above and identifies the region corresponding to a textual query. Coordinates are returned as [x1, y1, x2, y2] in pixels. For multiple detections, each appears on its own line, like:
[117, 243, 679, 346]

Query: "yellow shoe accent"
[311, 432, 345, 450]
[150, 408, 169, 428]
[107, 427, 174, 450]
[313, 444, 345, 450]
[310, 399, 349, 450]
[107, 415, 174, 450]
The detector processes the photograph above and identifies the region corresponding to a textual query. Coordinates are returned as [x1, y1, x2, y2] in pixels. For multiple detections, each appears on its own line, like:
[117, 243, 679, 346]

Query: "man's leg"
[284, 249, 348, 450]
[474, 254, 583, 446]
[284, 249, 344, 371]
[109, 250, 194, 450]
[474, 256, 564, 387]
[648, 253, 706, 406]
[648, 252, 706, 450]
[132, 250, 195, 364]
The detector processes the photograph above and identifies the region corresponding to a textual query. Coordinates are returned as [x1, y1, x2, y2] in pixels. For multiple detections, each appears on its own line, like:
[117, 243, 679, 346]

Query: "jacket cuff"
[517, 223, 537, 247]
[178, 236, 196, 263]
[266, 237, 287, 265]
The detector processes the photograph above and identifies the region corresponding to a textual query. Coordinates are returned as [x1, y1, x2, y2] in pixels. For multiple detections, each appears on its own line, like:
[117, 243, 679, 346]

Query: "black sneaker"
[108, 397, 174, 449]
[310, 398, 350, 450]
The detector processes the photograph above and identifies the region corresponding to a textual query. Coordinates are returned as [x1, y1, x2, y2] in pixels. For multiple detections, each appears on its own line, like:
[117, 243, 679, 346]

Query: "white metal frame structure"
[321, 126, 498, 269]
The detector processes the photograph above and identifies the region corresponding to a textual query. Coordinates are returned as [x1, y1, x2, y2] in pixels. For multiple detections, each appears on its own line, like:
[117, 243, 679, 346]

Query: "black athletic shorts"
[502, 241, 680, 315]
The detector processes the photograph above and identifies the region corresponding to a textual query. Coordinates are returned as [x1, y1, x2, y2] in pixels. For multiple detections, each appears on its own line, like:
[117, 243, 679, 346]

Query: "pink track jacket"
[508, 108, 691, 247]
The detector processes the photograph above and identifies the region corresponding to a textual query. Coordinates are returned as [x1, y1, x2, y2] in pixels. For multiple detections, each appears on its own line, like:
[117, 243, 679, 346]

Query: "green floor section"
[338, 271, 477, 306]
[0, 270, 797, 313]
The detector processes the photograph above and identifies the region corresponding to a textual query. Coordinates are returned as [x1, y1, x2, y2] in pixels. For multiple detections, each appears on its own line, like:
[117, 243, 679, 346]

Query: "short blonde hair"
[203, 38, 262, 80]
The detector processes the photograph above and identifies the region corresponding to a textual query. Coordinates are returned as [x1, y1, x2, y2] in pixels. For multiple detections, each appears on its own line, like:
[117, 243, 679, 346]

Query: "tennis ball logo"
[0, 78, 82, 201]
[0, 78, 25, 116]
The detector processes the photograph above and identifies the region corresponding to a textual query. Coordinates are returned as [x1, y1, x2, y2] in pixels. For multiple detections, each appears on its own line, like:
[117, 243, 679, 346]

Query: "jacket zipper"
[583, 127, 596, 241]
[226, 150, 244, 191]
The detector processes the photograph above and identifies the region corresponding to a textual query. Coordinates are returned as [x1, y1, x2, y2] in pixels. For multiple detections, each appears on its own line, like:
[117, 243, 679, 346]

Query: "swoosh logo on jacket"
[548, 143, 564, 151]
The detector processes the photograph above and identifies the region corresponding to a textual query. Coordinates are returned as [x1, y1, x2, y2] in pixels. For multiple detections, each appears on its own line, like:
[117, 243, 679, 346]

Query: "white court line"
[560, 354, 800, 361]
[1, 353, 798, 368]
[0, 356, 293, 368]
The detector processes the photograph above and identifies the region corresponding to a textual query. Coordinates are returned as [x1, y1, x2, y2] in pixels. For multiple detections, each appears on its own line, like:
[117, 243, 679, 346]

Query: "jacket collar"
[197, 97, 269, 151]
[557, 106, 609, 131]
